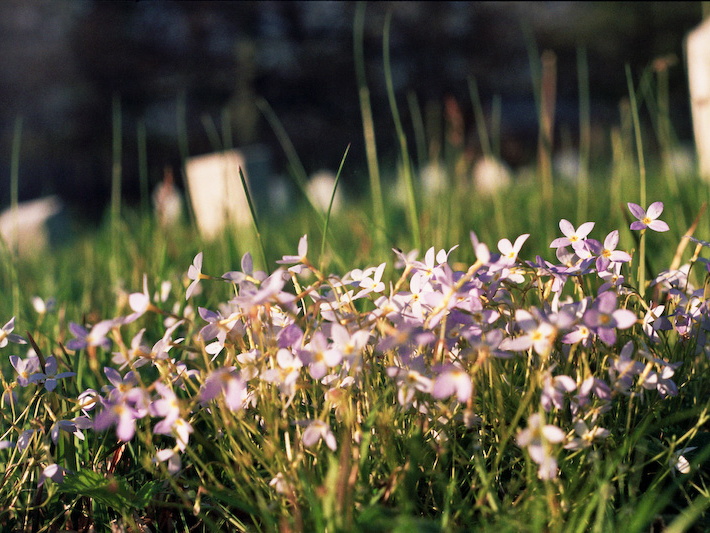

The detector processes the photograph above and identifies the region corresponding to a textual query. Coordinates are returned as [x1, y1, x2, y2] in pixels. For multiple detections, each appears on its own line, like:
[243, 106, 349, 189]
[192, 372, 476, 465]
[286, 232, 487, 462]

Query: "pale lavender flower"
[276, 234, 309, 274]
[93, 397, 142, 442]
[17, 429, 37, 451]
[50, 416, 91, 444]
[583, 292, 637, 345]
[38, 463, 68, 486]
[641, 364, 679, 398]
[499, 308, 557, 356]
[9, 355, 40, 387]
[186, 252, 205, 300]
[261, 348, 303, 397]
[0, 317, 26, 348]
[301, 419, 337, 451]
[200, 367, 247, 412]
[301, 331, 342, 380]
[497, 234, 530, 267]
[628, 201, 670, 232]
[386, 365, 433, 407]
[516, 414, 565, 480]
[564, 420, 610, 450]
[641, 305, 669, 343]
[572, 377, 612, 418]
[150, 382, 181, 428]
[432, 365, 473, 403]
[671, 446, 697, 475]
[540, 374, 577, 412]
[66, 320, 115, 351]
[154, 448, 182, 474]
[77, 388, 100, 414]
[550, 219, 595, 254]
[595, 230, 632, 272]
[29, 356, 75, 392]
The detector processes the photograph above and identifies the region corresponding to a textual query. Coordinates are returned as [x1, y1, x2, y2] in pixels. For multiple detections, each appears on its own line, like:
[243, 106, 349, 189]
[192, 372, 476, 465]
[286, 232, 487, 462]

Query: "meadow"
[2, 24, 710, 532]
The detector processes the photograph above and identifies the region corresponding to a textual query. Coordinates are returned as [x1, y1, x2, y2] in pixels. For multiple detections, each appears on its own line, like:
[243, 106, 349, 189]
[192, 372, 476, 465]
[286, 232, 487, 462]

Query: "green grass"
[2, 17, 710, 531]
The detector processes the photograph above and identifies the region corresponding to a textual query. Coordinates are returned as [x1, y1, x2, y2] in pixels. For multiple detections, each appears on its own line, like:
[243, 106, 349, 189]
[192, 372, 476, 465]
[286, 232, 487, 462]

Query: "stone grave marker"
[0, 196, 67, 257]
[688, 18, 710, 180]
[185, 150, 254, 240]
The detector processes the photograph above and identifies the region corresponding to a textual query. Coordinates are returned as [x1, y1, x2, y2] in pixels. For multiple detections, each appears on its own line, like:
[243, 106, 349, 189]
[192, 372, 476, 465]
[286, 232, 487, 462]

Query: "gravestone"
[185, 150, 254, 240]
[0, 196, 67, 257]
[306, 170, 342, 213]
[687, 18, 710, 180]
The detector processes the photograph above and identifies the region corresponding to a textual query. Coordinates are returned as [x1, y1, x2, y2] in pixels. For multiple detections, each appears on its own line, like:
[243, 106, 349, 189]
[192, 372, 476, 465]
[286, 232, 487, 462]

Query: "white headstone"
[472, 156, 512, 194]
[687, 19, 710, 180]
[306, 170, 342, 213]
[185, 150, 253, 239]
[0, 196, 64, 257]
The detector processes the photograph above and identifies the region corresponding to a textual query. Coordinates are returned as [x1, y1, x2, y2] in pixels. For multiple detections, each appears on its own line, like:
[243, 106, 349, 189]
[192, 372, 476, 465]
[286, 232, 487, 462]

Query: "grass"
[2, 15, 710, 532]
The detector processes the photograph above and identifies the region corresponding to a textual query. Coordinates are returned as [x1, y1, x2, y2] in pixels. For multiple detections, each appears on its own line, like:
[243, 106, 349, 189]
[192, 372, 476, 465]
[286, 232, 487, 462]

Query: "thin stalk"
[468, 77, 492, 156]
[176, 91, 197, 231]
[136, 118, 149, 216]
[9, 116, 22, 321]
[383, 9, 421, 251]
[237, 167, 268, 271]
[355, 2, 387, 253]
[320, 144, 350, 271]
[407, 90, 427, 170]
[201, 113, 223, 152]
[469, 77, 506, 236]
[626, 65, 646, 210]
[110, 93, 122, 289]
[577, 47, 590, 222]
[626, 65, 648, 298]
[221, 107, 233, 150]
[255, 98, 323, 226]
[491, 94, 502, 159]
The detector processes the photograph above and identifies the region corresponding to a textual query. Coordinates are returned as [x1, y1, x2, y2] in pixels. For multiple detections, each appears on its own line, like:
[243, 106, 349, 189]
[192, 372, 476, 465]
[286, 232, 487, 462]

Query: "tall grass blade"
[255, 98, 325, 229]
[469, 77, 507, 236]
[407, 90, 427, 170]
[237, 166, 268, 270]
[9, 115, 22, 321]
[320, 144, 350, 271]
[111, 93, 123, 290]
[626, 65, 648, 298]
[136, 118, 149, 216]
[201, 113, 223, 152]
[383, 9, 421, 251]
[355, 2, 387, 254]
[577, 46, 590, 222]
[176, 91, 197, 232]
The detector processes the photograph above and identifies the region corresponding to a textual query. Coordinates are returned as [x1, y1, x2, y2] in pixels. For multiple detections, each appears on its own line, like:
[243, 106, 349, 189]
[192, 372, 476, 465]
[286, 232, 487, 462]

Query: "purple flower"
[29, 356, 75, 392]
[9, 355, 40, 387]
[300, 331, 342, 380]
[0, 317, 26, 348]
[516, 414, 565, 480]
[432, 365, 473, 403]
[300, 419, 337, 451]
[93, 397, 142, 442]
[38, 463, 68, 486]
[540, 374, 577, 412]
[200, 367, 247, 412]
[628, 202, 670, 232]
[583, 292, 637, 345]
[550, 219, 595, 254]
[66, 320, 115, 351]
[186, 252, 205, 300]
[596, 230, 632, 272]
[497, 234, 530, 267]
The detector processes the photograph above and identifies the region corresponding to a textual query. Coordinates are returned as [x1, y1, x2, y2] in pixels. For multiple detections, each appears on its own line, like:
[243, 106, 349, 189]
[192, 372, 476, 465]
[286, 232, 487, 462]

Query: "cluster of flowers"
[1, 200, 706, 490]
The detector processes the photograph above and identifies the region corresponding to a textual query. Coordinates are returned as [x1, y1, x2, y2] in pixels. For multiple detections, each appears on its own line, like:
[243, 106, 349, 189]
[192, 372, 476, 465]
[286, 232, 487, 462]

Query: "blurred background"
[0, 1, 703, 221]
